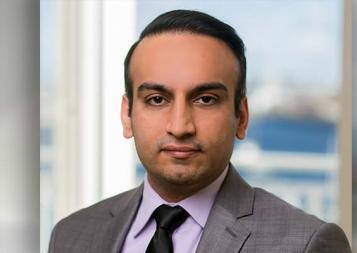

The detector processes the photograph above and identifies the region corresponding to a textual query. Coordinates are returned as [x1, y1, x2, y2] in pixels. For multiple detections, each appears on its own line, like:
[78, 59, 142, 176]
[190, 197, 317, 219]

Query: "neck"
[146, 176, 198, 202]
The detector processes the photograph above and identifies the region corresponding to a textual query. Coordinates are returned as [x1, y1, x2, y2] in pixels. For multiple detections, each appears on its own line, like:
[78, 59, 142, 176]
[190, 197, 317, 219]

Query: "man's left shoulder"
[250, 187, 351, 252]
[253, 187, 324, 226]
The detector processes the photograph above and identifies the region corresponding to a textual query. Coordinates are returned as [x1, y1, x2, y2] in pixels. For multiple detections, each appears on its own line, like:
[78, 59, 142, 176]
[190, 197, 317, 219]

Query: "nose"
[165, 99, 196, 139]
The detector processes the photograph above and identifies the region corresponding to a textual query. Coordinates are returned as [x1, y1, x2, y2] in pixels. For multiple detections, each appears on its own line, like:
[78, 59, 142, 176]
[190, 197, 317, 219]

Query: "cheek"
[131, 113, 163, 147]
[196, 112, 237, 142]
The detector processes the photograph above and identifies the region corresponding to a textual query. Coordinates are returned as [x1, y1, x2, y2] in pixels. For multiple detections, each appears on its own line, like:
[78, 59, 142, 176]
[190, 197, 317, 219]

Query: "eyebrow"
[137, 82, 228, 96]
[190, 82, 228, 95]
[137, 83, 168, 93]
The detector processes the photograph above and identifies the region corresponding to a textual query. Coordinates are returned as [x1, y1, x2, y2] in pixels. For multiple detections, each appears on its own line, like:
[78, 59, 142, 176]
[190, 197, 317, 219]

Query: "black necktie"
[145, 204, 189, 253]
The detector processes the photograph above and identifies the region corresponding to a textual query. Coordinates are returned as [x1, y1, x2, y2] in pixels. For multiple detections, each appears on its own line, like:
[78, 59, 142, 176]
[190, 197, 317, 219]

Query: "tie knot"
[152, 204, 189, 233]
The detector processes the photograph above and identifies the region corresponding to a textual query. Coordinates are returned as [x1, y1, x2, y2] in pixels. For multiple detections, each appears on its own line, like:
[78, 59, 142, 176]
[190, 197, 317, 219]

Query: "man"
[48, 10, 351, 253]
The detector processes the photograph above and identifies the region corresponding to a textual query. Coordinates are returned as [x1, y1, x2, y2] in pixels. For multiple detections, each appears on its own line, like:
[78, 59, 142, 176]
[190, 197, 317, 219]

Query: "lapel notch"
[196, 165, 255, 253]
[88, 185, 143, 253]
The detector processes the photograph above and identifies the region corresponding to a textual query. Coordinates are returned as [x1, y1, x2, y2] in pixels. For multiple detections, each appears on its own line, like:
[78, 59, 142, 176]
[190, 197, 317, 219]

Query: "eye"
[146, 95, 167, 106]
[195, 95, 218, 105]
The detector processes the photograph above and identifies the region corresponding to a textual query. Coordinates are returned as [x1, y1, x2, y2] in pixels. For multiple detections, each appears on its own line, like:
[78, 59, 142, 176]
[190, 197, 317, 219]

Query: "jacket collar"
[89, 164, 255, 253]
[196, 164, 255, 253]
[87, 185, 144, 253]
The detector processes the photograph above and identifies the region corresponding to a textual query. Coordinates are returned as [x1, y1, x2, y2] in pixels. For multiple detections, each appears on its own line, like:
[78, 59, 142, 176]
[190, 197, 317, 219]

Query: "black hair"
[124, 9, 246, 117]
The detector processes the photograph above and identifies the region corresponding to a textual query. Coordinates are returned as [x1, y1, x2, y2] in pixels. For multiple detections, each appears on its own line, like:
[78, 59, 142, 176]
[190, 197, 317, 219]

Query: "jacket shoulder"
[245, 187, 351, 252]
[253, 187, 324, 226]
[58, 187, 140, 222]
[48, 187, 141, 253]
[304, 222, 351, 252]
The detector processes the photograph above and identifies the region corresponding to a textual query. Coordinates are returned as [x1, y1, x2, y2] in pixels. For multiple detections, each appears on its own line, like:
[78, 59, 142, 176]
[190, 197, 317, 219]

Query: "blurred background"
[1, 1, 39, 253]
[353, 0, 357, 251]
[40, 0, 353, 252]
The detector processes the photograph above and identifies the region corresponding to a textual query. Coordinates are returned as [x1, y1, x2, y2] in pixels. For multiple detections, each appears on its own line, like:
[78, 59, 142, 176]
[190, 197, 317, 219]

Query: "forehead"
[129, 32, 239, 92]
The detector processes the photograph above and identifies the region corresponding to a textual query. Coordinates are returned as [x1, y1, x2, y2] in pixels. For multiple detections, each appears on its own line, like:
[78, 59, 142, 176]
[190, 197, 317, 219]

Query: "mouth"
[161, 145, 201, 159]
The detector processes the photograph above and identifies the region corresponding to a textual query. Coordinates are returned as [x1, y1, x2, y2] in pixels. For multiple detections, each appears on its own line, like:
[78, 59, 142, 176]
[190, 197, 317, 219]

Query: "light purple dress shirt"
[121, 166, 228, 253]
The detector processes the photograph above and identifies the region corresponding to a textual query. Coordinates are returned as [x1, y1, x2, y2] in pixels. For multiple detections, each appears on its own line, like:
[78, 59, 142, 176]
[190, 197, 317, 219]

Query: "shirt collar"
[131, 165, 229, 238]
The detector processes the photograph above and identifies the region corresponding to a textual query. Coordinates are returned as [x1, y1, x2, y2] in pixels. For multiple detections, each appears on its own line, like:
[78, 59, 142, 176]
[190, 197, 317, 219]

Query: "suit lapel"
[88, 185, 143, 253]
[86, 165, 254, 253]
[196, 165, 255, 253]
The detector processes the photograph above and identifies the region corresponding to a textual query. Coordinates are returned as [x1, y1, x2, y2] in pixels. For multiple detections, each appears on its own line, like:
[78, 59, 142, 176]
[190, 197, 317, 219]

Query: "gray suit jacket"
[48, 166, 351, 252]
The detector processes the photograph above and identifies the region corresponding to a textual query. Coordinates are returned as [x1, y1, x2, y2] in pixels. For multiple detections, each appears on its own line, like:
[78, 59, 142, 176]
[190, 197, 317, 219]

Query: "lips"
[161, 145, 200, 159]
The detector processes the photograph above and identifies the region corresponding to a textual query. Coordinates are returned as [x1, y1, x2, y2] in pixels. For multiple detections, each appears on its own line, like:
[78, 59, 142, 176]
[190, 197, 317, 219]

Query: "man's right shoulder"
[48, 186, 142, 253]
[58, 187, 141, 223]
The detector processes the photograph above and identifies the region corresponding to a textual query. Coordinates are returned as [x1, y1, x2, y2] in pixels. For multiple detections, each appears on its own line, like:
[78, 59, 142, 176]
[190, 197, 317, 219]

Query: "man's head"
[124, 9, 246, 117]
[121, 10, 249, 201]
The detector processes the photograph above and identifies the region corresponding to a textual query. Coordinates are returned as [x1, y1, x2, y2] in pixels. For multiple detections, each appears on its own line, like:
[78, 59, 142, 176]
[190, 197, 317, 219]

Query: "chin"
[159, 166, 198, 186]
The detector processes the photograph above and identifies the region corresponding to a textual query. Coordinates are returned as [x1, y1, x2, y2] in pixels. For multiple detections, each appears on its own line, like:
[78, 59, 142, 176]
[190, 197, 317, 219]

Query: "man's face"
[121, 33, 248, 199]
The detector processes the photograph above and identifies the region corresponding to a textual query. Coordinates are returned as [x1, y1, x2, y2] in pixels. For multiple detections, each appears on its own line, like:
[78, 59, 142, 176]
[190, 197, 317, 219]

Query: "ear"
[236, 96, 249, 140]
[121, 95, 133, 138]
